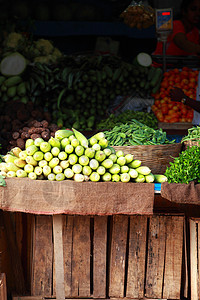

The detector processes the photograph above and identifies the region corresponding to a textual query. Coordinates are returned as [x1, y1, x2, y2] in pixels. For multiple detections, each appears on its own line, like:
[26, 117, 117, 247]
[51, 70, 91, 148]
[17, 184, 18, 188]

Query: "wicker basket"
[183, 139, 200, 150]
[113, 143, 182, 174]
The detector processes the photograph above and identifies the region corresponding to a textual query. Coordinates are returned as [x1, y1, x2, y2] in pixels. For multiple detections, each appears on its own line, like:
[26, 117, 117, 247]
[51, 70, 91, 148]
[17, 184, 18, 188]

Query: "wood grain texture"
[109, 215, 128, 298]
[163, 216, 184, 299]
[126, 215, 148, 299]
[190, 219, 198, 300]
[93, 216, 107, 298]
[71, 216, 91, 297]
[3, 212, 26, 295]
[145, 215, 166, 299]
[53, 215, 65, 300]
[0, 273, 7, 300]
[31, 216, 53, 296]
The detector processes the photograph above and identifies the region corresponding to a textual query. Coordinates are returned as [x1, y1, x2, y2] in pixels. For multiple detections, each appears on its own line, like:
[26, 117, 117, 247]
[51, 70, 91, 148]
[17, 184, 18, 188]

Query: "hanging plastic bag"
[120, 0, 155, 29]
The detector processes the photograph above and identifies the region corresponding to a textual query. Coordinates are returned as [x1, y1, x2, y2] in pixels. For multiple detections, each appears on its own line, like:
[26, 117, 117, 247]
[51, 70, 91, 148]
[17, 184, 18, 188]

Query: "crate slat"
[145, 215, 166, 299]
[31, 216, 53, 296]
[0, 273, 7, 300]
[93, 216, 107, 298]
[71, 216, 91, 298]
[63, 216, 74, 297]
[53, 215, 65, 300]
[109, 215, 128, 298]
[126, 215, 148, 299]
[163, 216, 184, 299]
[190, 218, 198, 300]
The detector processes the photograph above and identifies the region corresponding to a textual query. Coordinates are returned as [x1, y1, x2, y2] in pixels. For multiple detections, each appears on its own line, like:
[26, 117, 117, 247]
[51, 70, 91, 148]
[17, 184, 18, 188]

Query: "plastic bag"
[108, 94, 154, 115]
[120, 0, 155, 29]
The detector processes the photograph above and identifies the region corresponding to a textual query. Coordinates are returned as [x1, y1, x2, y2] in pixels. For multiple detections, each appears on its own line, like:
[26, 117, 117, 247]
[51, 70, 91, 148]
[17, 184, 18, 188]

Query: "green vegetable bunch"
[181, 126, 200, 143]
[165, 146, 200, 184]
[104, 119, 175, 146]
[96, 111, 158, 130]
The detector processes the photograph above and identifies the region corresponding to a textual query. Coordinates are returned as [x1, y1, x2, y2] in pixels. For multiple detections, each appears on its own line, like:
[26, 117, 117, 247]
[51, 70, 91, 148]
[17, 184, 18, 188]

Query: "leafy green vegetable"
[165, 146, 200, 184]
[0, 175, 6, 187]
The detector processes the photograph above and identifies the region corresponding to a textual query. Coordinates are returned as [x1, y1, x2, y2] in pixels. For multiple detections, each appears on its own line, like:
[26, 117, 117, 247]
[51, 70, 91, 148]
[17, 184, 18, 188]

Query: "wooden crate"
[17, 214, 185, 300]
[0, 273, 7, 300]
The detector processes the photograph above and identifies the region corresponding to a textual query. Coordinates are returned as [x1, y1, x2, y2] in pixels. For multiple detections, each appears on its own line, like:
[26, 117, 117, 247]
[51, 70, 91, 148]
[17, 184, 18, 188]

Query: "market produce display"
[103, 119, 175, 146]
[151, 67, 198, 123]
[96, 111, 158, 130]
[165, 145, 200, 184]
[0, 48, 162, 131]
[2, 32, 63, 64]
[0, 128, 167, 183]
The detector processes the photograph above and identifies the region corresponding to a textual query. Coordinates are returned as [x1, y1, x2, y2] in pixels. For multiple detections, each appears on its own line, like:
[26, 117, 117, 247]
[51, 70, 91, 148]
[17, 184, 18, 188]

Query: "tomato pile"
[151, 67, 199, 123]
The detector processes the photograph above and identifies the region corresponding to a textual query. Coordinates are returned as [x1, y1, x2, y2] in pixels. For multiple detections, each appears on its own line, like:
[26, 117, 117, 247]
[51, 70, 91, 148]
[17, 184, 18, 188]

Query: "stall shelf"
[0, 179, 188, 300]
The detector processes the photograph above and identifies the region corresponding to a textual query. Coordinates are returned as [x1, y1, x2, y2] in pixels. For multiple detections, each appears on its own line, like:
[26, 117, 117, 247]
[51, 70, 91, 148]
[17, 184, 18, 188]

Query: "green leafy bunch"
[165, 145, 200, 184]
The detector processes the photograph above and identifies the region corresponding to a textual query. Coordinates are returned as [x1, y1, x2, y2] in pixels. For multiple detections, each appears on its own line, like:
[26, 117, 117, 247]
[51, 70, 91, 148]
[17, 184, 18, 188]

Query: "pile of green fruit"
[0, 128, 167, 183]
[0, 74, 28, 104]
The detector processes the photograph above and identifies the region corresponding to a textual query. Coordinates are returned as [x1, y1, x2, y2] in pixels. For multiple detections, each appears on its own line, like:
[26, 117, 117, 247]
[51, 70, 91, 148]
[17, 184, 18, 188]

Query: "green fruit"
[55, 173, 65, 181]
[43, 165, 51, 176]
[85, 147, 95, 159]
[26, 145, 38, 156]
[53, 165, 63, 174]
[34, 166, 43, 176]
[44, 152, 53, 162]
[40, 142, 51, 153]
[25, 156, 37, 166]
[33, 151, 44, 161]
[65, 144, 74, 154]
[79, 155, 89, 166]
[109, 164, 120, 174]
[25, 139, 34, 148]
[16, 169, 27, 178]
[49, 157, 59, 168]
[34, 137, 44, 147]
[51, 146, 60, 156]
[48, 173, 56, 181]
[64, 168, 74, 178]
[24, 164, 34, 173]
[28, 172, 37, 180]
[58, 151, 67, 160]
[90, 172, 100, 182]
[61, 137, 70, 149]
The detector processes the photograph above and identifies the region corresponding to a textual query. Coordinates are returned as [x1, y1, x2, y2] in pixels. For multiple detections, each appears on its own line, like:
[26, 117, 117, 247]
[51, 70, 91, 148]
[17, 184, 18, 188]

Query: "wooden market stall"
[1, 178, 200, 300]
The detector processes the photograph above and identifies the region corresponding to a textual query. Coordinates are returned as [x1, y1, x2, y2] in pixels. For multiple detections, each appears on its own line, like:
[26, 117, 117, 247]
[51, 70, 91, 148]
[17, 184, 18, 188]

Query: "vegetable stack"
[103, 119, 175, 146]
[0, 129, 167, 183]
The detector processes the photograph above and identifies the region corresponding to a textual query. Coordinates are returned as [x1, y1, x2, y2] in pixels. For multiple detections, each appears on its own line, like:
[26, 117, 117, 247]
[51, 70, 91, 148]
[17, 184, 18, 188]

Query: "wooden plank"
[71, 216, 91, 298]
[109, 215, 128, 298]
[53, 215, 65, 300]
[63, 216, 73, 297]
[145, 215, 166, 299]
[31, 216, 53, 296]
[184, 218, 188, 299]
[0, 273, 7, 300]
[198, 222, 200, 299]
[190, 219, 198, 300]
[3, 211, 26, 295]
[126, 215, 148, 299]
[93, 216, 107, 298]
[163, 216, 184, 299]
